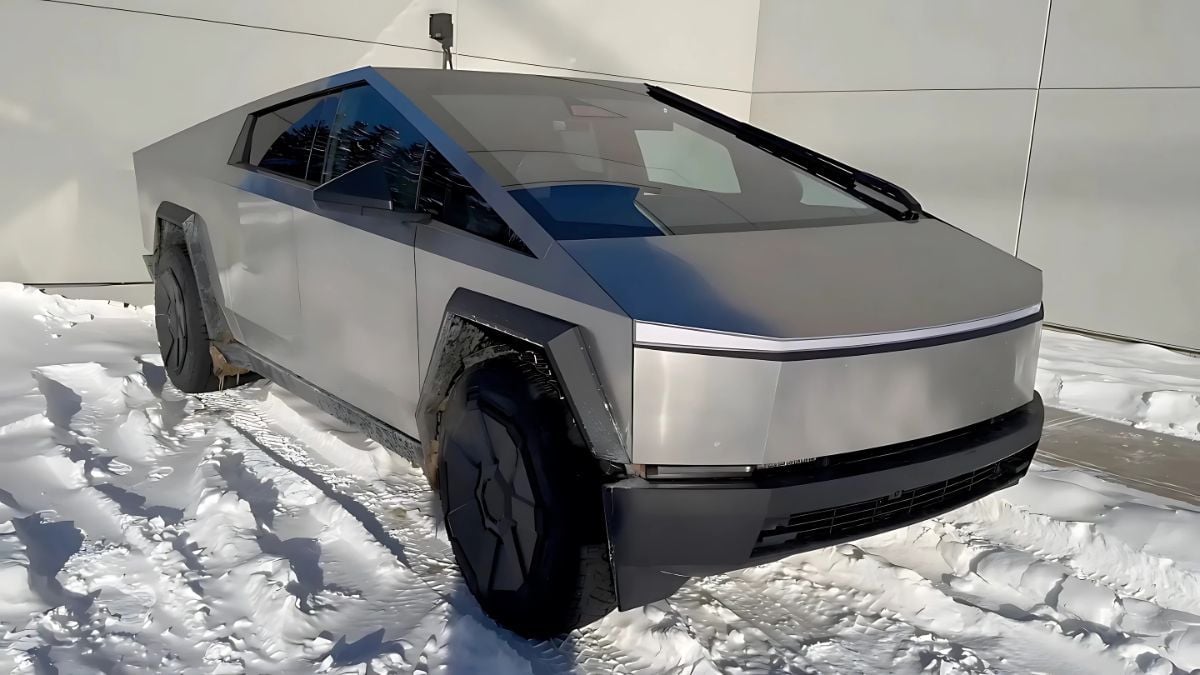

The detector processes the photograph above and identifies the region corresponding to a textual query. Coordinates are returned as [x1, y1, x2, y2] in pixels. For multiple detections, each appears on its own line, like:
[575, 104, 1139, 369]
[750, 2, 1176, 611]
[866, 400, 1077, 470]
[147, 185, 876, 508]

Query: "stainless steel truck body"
[134, 67, 1044, 637]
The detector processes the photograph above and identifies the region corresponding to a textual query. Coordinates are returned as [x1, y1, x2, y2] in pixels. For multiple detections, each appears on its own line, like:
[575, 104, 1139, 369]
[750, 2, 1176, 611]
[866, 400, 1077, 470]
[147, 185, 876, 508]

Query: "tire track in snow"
[190, 433, 438, 671]
[939, 494, 1200, 617]
[765, 525, 1185, 674]
[2, 367, 219, 671]
[692, 567, 1000, 674]
[9, 362, 406, 671]
[200, 387, 639, 675]
[230, 385, 741, 674]
[669, 580, 822, 673]
[914, 507, 1199, 673]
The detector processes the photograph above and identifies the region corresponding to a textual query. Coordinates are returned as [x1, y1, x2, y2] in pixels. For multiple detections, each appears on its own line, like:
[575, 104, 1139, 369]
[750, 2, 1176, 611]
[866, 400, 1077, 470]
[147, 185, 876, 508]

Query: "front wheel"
[437, 358, 616, 638]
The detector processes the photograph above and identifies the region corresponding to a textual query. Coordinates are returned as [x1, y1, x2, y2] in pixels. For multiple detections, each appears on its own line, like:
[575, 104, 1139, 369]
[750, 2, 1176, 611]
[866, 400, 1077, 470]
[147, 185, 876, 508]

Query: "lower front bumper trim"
[602, 395, 1043, 609]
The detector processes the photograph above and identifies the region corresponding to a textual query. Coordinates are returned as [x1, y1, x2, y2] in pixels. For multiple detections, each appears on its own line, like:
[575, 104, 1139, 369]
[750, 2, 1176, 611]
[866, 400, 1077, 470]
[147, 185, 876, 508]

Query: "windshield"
[412, 78, 891, 239]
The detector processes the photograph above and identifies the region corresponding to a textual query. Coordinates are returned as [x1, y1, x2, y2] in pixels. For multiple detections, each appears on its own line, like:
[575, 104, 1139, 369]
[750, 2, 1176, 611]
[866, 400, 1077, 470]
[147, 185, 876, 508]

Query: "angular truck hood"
[559, 219, 1042, 341]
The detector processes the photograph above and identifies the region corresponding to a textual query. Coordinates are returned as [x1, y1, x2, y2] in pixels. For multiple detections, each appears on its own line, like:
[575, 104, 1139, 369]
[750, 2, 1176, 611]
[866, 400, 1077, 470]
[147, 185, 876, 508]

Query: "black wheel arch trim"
[417, 289, 629, 467]
[151, 202, 234, 344]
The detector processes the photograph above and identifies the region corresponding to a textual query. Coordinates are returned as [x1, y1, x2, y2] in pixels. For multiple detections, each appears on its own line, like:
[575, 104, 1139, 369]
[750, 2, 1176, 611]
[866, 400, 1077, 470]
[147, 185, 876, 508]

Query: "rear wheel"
[437, 358, 616, 638]
[153, 245, 220, 393]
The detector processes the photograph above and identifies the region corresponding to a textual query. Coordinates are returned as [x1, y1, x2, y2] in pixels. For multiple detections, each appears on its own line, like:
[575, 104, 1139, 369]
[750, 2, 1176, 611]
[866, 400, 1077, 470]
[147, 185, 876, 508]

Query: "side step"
[214, 343, 424, 466]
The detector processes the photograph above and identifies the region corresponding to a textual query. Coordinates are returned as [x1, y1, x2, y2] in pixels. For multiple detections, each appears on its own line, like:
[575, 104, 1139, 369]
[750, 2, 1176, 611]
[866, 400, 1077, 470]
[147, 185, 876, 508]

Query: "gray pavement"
[1038, 407, 1200, 506]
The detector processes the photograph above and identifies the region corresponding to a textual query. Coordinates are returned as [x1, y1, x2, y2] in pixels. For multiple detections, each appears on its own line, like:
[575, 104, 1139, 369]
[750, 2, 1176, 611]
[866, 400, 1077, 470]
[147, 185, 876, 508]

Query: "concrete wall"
[749, 0, 1200, 350]
[0, 0, 755, 303]
[1, 0, 1196, 349]
[1017, 0, 1200, 351]
[750, 0, 1047, 253]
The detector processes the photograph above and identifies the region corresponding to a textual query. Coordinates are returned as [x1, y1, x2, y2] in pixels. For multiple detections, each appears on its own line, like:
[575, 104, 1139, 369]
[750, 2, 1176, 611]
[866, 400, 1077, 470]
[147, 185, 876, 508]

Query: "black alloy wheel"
[153, 245, 220, 393]
[437, 358, 615, 638]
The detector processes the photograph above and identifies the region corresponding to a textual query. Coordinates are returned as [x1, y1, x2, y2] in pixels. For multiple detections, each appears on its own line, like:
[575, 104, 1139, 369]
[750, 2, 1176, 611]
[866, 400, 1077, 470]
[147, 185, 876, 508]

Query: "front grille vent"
[754, 445, 1036, 556]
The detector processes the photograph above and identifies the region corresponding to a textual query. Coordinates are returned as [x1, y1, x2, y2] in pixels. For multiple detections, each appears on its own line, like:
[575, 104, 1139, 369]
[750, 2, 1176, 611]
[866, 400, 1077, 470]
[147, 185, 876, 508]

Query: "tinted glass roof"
[378, 69, 889, 239]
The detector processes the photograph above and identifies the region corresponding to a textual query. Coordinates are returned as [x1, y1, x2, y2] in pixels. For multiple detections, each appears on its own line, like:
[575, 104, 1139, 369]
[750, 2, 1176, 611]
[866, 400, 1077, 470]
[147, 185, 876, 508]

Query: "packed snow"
[1039, 330, 1200, 441]
[0, 282, 1198, 674]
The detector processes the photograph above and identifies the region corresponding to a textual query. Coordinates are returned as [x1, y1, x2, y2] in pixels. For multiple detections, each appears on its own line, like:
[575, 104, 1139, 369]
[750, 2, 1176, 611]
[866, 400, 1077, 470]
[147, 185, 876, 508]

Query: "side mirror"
[313, 160, 392, 210]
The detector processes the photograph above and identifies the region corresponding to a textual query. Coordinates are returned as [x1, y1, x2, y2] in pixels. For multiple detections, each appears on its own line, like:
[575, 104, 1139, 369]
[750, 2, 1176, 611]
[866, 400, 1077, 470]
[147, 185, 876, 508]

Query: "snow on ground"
[1038, 330, 1200, 440]
[0, 282, 1198, 674]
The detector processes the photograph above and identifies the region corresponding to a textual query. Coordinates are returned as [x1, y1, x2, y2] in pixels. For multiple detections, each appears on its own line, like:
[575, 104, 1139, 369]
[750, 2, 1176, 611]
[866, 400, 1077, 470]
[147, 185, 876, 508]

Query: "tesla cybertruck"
[134, 67, 1044, 637]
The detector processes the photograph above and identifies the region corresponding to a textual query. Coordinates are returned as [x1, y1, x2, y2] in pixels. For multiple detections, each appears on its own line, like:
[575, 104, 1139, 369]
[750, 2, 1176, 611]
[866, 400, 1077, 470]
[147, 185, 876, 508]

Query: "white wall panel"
[0, 0, 441, 284]
[456, 56, 753, 120]
[456, 0, 759, 92]
[751, 90, 1036, 251]
[62, 0, 456, 52]
[1017, 89, 1200, 349]
[753, 0, 1048, 92]
[1042, 0, 1200, 88]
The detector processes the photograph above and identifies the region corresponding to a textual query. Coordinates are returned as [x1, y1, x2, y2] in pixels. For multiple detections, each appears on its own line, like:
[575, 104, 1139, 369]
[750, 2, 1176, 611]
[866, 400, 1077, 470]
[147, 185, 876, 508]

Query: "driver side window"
[324, 86, 427, 211]
[312, 85, 530, 254]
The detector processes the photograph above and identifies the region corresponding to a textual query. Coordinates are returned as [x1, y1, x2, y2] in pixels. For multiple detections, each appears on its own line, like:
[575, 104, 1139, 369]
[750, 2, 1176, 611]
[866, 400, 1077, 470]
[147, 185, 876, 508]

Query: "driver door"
[291, 85, 426, 436]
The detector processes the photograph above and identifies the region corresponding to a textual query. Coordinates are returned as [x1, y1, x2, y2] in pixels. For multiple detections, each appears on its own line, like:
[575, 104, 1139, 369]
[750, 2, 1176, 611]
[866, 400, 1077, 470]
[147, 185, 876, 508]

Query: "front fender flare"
[417, 289, 629, 470]
[151, 203, 233, 344]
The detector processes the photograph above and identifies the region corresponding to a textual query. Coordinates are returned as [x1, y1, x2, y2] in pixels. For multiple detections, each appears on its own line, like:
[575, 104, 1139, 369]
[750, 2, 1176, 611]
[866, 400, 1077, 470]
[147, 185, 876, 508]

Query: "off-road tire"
[153, 245, 220, 393]
[437, 358, 616, 638]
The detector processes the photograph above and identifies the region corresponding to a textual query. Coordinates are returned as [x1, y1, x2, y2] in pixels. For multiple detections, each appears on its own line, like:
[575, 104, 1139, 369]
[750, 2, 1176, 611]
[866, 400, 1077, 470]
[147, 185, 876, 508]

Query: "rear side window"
[248, 94, 338, 182]
[325, 87, 428, 211]
[418, 147, 531, 255]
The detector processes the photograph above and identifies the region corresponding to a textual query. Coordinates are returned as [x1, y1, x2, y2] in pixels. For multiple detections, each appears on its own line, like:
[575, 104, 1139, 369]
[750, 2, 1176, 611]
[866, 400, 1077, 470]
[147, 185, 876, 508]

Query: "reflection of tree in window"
[255, 95, 337, 182]
[307, 120, 331, 181]
[418, 148, 531, 255]
[327, 120, 425, 210]
[259, 121, 330, 181]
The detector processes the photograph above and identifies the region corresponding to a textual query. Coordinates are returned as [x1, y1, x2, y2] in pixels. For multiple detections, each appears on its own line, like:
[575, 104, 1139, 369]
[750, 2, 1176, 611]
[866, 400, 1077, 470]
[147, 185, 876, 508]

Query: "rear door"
[291, 85, 425, 435]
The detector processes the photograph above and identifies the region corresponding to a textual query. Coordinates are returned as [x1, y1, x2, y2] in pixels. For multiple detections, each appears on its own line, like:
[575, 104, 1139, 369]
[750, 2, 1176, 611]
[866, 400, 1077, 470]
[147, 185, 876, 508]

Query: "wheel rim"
[442, 395, 539, 595]
[156, 268, 188, 373]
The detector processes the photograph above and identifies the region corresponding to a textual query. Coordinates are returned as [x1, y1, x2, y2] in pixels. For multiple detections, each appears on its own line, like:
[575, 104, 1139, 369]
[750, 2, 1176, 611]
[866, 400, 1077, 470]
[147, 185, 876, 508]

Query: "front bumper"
[602, 394, 1044, 609]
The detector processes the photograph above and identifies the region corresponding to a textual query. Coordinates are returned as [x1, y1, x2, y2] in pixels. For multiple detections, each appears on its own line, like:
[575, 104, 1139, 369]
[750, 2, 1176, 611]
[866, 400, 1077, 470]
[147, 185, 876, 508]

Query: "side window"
[325, 86, 427, 211]
[418, 147, 532, 255]
[249, 94, 338, 182]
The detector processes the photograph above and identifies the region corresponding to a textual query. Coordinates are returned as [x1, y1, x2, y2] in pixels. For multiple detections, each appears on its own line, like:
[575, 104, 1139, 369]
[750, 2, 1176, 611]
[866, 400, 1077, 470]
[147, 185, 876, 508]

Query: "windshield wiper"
[646, 84, 923, 221]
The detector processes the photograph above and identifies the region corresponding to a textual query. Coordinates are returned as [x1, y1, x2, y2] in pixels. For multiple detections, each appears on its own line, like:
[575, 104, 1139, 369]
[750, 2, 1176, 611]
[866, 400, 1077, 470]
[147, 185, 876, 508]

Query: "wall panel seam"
[746, 0, 764, 121]
[1015, 0, 1053, 256]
